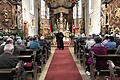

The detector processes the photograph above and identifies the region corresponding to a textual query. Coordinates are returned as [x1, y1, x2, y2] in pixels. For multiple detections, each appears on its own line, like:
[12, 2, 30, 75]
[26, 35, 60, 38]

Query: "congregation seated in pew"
[0, 61, 23, 80]
[0, 37, 20, 55]
[90, 52, 120, 80]
[107, 60, 120, 80]
[15, 39, 26, 51]
[29, 37, 40, 49]
[18, 49, 37, 80]
[86, 36, 107, 76]
[105, 36, 117, 49]
[0, 44, 26, 80]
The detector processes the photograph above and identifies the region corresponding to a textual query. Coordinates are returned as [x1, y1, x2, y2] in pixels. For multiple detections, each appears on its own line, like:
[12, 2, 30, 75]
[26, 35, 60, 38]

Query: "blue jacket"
[106, 41, 116, 49]
[29, 40, 40, 49]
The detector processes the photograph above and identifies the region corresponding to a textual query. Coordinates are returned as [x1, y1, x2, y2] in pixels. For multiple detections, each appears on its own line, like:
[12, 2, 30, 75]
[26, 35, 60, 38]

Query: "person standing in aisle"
[56, 30, 64, 50]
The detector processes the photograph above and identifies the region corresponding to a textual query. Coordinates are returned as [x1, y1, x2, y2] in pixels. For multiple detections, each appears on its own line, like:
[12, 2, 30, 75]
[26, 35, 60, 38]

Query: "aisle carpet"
[45, 48, 82, 80]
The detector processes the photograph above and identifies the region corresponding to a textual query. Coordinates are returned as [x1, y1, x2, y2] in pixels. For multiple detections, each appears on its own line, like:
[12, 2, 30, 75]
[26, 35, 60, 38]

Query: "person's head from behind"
[4, 44, 14, 55]
[109, 36, 115, 42]
[33, 37, 37, 41]
[58, 29, 60, 33]
[94, 36, 102, 43]
[40, 36, 44, 40]
[105, 35, 109, 40]
[17, 39, 22, 45]
[92, 34, 96, 39]
[88, 35, 92, 40]
[6, 37, 14, 44]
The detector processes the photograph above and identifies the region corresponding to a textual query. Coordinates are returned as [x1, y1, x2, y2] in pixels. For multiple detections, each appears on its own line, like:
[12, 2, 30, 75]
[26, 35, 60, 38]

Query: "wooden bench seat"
[18, 50, 37, 80]
[90, 51, 120, 80]
[108, 60, 120, 80]
[107, 48, 117, 54]
[0, 61, 22, 80]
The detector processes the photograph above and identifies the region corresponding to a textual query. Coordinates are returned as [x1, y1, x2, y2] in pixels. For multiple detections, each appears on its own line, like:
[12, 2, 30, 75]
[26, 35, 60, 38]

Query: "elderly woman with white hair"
[15, 39, 26, 51]
[0, 44, 18, 68]
[0, 44, 26, 80]
[0, 37, 20, 55]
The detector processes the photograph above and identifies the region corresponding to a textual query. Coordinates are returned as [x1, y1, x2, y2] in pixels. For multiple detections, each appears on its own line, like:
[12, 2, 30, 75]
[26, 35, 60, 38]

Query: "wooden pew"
[45, 40, 51, 60]
[21, 49, 43, 72]
[39, 39, 51, 64]
[40, 45, 50, 64]
[107, 60, 118, 80]
[47, 40, 51, 59]
[18, 50, 37, 80]
[74, 41, 86, 69]
[90, 51, 120, 80]
[0, 61, 22, 80]
[107, 48, 117, 54]
[74, 41, 77, 55]
[80, 44, 87, 69]
[74, 41, 81, 58]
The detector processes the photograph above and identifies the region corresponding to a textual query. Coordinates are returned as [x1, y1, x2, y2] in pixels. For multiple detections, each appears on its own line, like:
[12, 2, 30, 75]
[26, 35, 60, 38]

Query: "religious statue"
[115, 8, 120, 21]
[66, 22, 69, 31]
[59, 12, 63, 32]
[2, 8, 9, 25]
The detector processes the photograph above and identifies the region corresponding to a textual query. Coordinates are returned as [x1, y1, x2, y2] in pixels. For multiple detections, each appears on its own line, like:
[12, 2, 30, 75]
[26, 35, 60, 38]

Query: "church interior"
[0, 0, 120, 80]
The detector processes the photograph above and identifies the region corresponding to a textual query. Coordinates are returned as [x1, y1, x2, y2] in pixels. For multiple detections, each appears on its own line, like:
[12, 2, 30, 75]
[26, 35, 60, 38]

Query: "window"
[89, 0, 93, 14]
[73, 0, 82, 19]
[30, 0, 34, 15]
[73, 4, 76, 19]
[78, 0, 82, 18]
[41, 0, 45, 19]
[47, 7, 50, 19]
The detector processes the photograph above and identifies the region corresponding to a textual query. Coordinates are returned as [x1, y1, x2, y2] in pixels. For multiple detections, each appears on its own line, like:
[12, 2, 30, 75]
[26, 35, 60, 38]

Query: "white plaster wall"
[34, 0, 39, 35]
[22, 0, 39, 36]
[88, 0, 101, 35]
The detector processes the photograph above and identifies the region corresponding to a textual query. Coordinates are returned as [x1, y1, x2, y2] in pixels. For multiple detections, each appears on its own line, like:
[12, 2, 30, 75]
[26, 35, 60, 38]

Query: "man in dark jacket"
[0, 37, 20, 55]
[0, 44, 18, 68]
[56, 31, 64, 49]
[0, 44, 26, 80]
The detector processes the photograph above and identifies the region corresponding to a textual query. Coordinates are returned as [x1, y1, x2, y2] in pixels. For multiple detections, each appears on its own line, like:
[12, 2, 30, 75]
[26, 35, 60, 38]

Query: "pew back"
[108, 60, 117, 80]
[18, 50, 37, 80]
[90, 51, 120, 80]
[0, 61, 22, 80]
[107, 48, 117, 54]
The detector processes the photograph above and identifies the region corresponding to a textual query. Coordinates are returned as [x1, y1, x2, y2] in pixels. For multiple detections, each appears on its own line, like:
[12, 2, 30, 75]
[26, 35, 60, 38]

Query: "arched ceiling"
[46, 0, 78, 9]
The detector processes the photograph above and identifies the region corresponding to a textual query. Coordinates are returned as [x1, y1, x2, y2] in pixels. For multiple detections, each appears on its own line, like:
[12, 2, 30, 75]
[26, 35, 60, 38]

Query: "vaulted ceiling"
[45, 0, 78, 9]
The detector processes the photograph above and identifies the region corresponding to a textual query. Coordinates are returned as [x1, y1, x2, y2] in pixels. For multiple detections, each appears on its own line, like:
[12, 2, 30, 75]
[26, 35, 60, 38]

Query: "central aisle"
[45, 48, 83, 80]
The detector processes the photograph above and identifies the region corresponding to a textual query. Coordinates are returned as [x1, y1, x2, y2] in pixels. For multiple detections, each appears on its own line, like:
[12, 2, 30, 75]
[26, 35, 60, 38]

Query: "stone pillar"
[44, 0, 48, 37]
[76, 0, 78, 28]
[38, 0, 41, 35]
[85, 0, 89, 35]
[75, 0, 80, 35]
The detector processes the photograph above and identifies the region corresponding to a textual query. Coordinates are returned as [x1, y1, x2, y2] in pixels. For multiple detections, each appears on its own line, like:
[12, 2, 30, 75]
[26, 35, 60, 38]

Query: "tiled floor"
[39, 47, 91, 80]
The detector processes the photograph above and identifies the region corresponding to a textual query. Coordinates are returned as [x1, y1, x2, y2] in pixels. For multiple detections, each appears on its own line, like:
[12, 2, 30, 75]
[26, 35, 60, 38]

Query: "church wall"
[88, 0, 101, 35]
[22, 0, 40, 36]
[101, 0, 120, 35]
[34, 0, 39, 35]
[84, 0, 89, 35]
